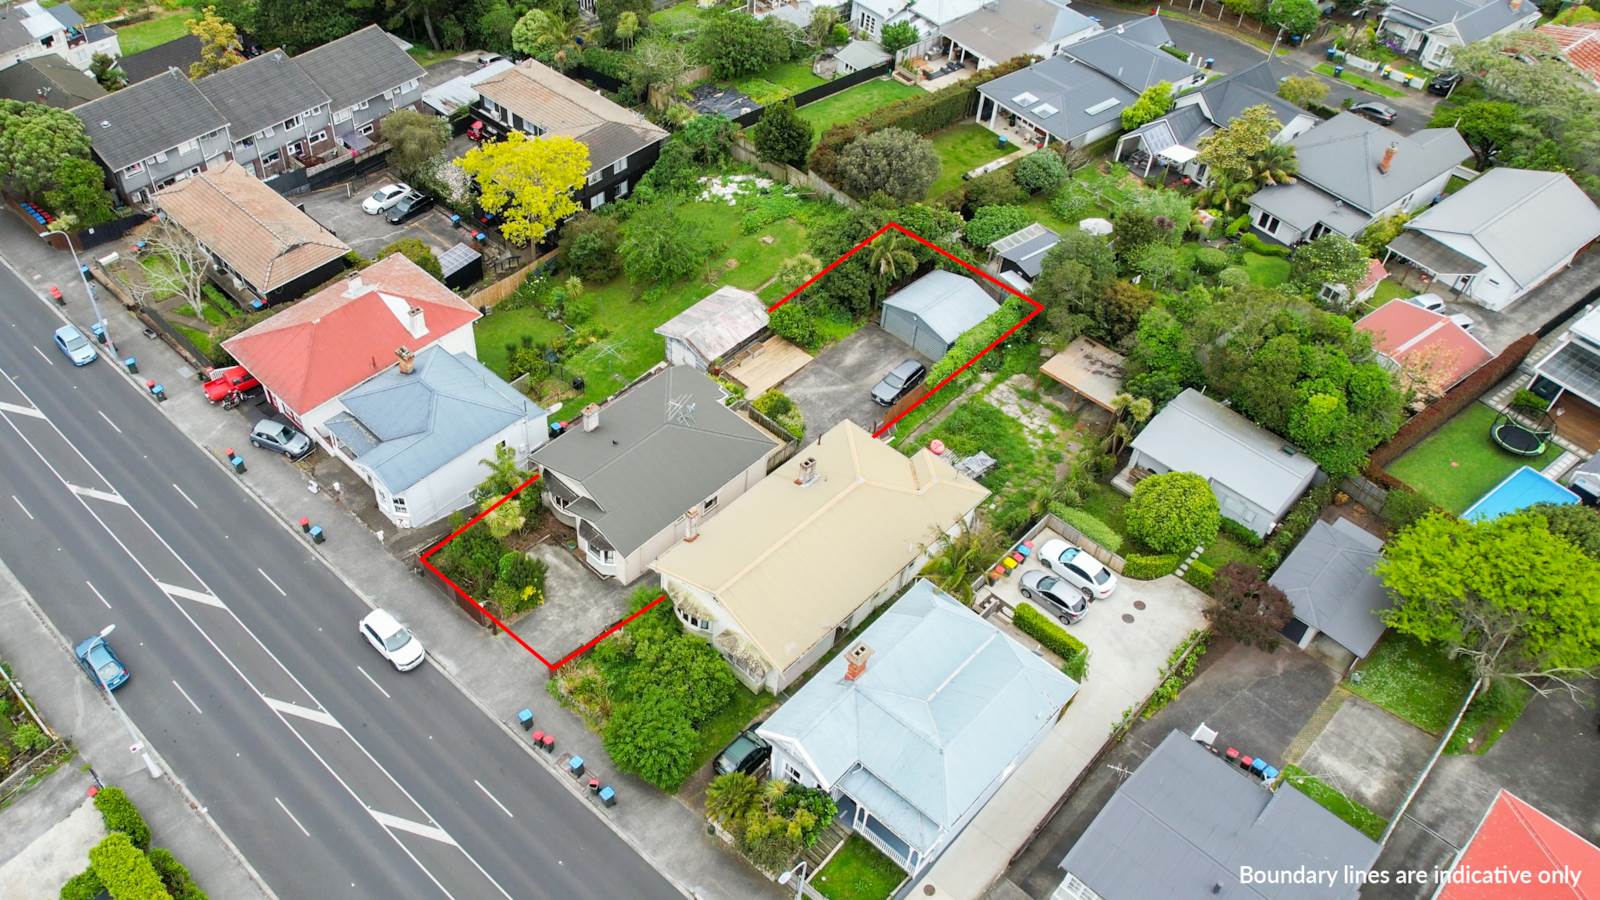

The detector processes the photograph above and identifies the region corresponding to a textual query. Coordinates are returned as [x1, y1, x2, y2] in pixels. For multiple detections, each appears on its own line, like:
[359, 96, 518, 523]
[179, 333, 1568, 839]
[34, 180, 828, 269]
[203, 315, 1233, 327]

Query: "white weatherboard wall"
[357, 413, 546, 529]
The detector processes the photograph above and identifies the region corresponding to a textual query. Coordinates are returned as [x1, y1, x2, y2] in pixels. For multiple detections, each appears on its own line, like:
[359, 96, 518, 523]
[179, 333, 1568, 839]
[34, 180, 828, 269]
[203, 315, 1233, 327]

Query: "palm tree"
[705, 772, 761, 837]
[1248, 143, 1298, 188]
[519, 10, 586, 71]
[1197, 171, 1256, 214]
[920, 525, 1003, 603]
[1101, 392, 1154, 458]
[615, 11, 639, 50]
[867, 234, 916, 298]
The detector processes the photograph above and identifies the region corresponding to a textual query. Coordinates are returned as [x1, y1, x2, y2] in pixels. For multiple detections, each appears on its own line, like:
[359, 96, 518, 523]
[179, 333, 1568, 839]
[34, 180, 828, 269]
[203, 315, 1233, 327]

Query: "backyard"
[116, 9, 196, 55]
[813, 836, 906, 900]
[794, 78, 923, 148]
[928, 124, 1013, 200]
[1385, 403, 1563, 514]
[1347, 633, 1532, 754]
[733, 59, 827, 106]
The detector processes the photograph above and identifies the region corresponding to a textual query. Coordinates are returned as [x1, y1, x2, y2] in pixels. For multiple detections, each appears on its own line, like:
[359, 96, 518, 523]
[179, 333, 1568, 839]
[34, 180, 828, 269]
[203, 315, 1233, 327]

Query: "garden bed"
[1385, 403, 1563, 514]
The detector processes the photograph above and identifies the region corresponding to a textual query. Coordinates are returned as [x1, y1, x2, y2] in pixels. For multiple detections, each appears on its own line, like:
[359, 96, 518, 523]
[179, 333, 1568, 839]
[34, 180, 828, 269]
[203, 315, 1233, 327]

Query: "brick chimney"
[1378, 141, 1398, 175]
[794, 457, 818, 487]
[844, 643, 873, 681]
[581, 403, 600, 433]
[1510, 0, 1522, 9]
[683, 507, 701, 542]
[395, 346, 414, 374]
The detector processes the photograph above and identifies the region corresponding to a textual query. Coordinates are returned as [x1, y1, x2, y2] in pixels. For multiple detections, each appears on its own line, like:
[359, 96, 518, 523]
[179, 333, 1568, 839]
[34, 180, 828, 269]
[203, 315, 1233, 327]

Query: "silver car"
[250, 419, 312, 459]
[1019, 570, 1088, 624]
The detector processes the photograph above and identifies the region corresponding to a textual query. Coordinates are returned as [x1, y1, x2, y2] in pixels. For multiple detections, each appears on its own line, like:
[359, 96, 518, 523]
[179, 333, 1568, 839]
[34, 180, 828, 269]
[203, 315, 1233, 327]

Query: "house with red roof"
[1435, 790, 1600, 899]
[1540, 22, 1600, 91]
[222, 252, 482, 436]
[1356, 301, 1493, 401]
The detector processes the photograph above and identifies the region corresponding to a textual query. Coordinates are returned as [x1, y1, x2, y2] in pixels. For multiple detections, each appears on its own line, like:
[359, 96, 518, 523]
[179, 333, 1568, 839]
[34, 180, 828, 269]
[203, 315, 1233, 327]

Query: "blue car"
[53, 325, 97, 366]
[74, 633, 128, 691]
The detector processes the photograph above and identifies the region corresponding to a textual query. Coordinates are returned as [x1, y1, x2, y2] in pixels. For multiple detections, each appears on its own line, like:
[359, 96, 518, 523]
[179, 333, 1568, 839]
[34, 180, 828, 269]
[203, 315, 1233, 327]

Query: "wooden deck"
[724, 336, 813, 397]
[1554, 392, 1600, 454]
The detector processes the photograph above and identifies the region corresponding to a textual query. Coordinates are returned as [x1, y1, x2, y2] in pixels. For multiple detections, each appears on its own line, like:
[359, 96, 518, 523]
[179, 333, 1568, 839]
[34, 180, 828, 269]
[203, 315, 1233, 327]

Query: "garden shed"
[880, 270, 999, 360]
[654, 285, 769, 371]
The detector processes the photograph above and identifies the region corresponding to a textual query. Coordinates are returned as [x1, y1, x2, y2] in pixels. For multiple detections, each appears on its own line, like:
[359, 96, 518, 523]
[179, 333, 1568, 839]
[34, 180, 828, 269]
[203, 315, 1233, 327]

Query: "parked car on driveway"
[1427, 72, 1461, 96]
[53, 324, 97, 366]
[1449, 312, 1477, 332]
[202, 365, 259, 403]
[1405, 293, 1446, 313]
[386, 190, 435, 225]
[250, 418, 312, 459]
[713, 727, 771, 776]
[1038, 538, 1119, 601]
[75, 632, 128, 691]
[871, 359, 927, 407]
[1350, 101, 1397, 126]
[1019, 569, 1088, 624]
[362, 183, 410, 215]
[359, 609, 425, 672]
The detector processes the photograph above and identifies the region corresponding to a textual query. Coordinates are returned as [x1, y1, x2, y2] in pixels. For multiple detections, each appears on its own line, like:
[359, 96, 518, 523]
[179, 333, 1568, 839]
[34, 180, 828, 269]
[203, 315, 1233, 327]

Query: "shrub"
[960, 167, 1027, 208]
[1224, 213, 1250, 237]
[1126, 472, 1221, 554]
[1219, 517, 1265, 548]
[1183, 560, 1216, 593]
[558, 212, 622, 280]
[94, 786, 151, 850]
[1123, 552, 1182, 579]
[602, 688, 699, 791]
[751, 100, 812, 169]
[1217, 266, 1251, 290]
[60, 869, 105, 900]
[768, 302, 821, 351]
[1014, 151, 1069, 194]
[836, 128, 939, 202]
[492, 551, 547, 616]
[963, 205, 1034, 248]
[1206, 562, 1293, 650]
[1380, 488, 1435, 531]
[1194, 246, 1230, 275]
[1062, 649, 1089, 682]
[1050, 505, 1123, 553]
[1012, 601, 1089, 662]
[1240, 232, 1291, 257]
[88, 832, 169, 900]
[377, 238, 443, 281]
[752, 390, 804, 440]
[11, 722, 49, 753]
[1511, 389, 1550, 416]
[147, 848, 206, 900]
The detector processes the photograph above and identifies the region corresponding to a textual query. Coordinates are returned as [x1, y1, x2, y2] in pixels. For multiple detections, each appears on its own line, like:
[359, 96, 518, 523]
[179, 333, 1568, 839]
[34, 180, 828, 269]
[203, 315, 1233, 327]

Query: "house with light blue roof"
[323, 345, 547, 529]
[756, 579, 1077, 876]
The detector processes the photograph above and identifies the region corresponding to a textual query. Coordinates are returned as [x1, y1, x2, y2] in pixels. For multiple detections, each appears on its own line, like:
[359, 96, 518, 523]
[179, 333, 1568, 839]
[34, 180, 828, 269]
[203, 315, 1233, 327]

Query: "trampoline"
[1462, 466, 1579, 522]
[1489, 407, 1554, 457]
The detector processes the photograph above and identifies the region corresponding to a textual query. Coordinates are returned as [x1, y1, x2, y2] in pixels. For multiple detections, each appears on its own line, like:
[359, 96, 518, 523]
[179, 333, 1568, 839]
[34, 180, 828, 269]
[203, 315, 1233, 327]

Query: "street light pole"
[89, 625, 161, 779]
[41, 229, 118, 358]
[777, 860, 809, 900]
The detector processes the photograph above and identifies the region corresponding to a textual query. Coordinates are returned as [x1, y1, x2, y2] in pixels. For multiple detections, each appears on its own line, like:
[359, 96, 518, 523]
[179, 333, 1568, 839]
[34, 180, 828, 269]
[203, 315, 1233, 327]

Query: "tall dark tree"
[751, 101, 812, 169]
[251, 0, 374, 53]
[1207, 562, 1294, 651]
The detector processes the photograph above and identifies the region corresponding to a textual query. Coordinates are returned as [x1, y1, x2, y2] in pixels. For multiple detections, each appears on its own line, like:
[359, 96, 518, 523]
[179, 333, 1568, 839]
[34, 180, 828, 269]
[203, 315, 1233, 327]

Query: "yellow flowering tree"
[458, 132, 589, 247]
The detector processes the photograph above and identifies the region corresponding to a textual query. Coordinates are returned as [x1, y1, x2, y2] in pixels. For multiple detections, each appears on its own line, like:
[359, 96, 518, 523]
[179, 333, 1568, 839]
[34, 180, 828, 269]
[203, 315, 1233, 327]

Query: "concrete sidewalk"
[0, 559, 268, 900]
[0, 217, 779, 900]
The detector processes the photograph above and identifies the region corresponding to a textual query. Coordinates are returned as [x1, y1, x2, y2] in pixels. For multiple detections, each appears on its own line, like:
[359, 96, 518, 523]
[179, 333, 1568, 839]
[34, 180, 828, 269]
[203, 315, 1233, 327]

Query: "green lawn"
[407, 45, 459, 68]
[734, 59, 827, 104]
[1348, 633, 1531, 753]
[689, 686, 774, 778]
[1077, 483, 1131, 540]
[476, 200, 819, 412]
[1279, 765, 1388, 840]
[1197, 532, 1270, 572]
[795, 78, 923, 147]
[650, 0, 716, 35]
[117, 11, 197, 56]
[1368, 278, 1411, 309]
[927, 123, 1013, 200]
[1385, 403, 1563, 514]
[1313, 63, 1407, 98]
[176, 324, 214, 358]
[814, 836, 906, 900]
[1240, 251, 1291, 287]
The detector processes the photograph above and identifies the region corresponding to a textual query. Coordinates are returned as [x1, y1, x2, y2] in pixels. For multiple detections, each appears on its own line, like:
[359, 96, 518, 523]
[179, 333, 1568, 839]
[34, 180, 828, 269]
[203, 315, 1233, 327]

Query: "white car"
[359, 609, 425, 671]
[1448, 312, 1477, 332]
[362, 183, 411, 215]
[1405, 293, 1446, 313]
[1037, 539, 1119, 601]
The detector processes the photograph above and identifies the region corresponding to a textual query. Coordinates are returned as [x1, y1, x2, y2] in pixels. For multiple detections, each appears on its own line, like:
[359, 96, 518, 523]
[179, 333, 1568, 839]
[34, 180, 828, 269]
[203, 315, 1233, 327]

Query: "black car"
[1350, 101, 1397, 126]
[713, 728, 771, 776]
[1426, 72, 1461, 96]
[386, 190, 435, 225]
[871, 359, 927, 407]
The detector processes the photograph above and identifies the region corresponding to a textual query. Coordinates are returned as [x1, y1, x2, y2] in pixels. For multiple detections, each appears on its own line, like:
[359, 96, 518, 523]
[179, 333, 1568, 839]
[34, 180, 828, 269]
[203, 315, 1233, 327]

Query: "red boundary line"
[422, 223, 1042, 671]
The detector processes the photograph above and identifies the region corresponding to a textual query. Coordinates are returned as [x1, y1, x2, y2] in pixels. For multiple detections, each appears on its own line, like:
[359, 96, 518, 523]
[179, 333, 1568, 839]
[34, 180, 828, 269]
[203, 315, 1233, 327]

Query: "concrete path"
[0, 791, 106, 900]
[1297, 694, 1436, 817]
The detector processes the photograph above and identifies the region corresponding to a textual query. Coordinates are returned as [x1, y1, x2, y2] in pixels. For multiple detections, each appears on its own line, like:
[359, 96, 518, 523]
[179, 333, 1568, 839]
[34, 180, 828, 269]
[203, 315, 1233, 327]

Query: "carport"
[879, 270, 998, 360]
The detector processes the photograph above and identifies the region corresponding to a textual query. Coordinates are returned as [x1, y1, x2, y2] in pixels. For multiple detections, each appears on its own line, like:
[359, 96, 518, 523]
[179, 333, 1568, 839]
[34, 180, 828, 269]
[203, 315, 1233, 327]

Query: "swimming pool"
[1461, 466, 1579, 523]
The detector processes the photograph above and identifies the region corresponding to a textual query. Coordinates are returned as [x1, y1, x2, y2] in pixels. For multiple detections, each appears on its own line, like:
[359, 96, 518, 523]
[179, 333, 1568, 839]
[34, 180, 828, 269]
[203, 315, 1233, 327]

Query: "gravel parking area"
[298, 170, 469, 262]
[782, 325, 927, 439]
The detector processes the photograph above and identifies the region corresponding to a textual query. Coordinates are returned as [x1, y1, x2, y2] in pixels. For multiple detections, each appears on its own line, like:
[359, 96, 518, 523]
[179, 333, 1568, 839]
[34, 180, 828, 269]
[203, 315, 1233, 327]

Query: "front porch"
[1383, 232, 1482, 302]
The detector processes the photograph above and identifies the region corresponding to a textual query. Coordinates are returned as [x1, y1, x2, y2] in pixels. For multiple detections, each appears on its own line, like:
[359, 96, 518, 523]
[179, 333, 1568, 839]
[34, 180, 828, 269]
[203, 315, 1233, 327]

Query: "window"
[675, 606, 712, 631]
[702, 495, 718, 512]
[288, 141, 305, 157]
[259, 125, 274, 138]
[355, 99, 371, 111]
[123, 161, 143, 176]
[382, 89, 394, 100]
[154, 150, 167, 163]
[283, 115, 301, 130]
[589, 193, 605, 210]
[309, 130, 328, 144]
[857, 11, 877, 31]
[782, 763, 803, 783]
[616, 180, 629, 198]
[1257, 211, 1281, 235]
[262, 150, 281, 166]
[334, 108, 352, 123]
[586, 170, 602, 186]
[177, 139, 198, 154]
[611, 158, 626, 176]
[359, 122, 375, 136]
[391, 496, 407, 512]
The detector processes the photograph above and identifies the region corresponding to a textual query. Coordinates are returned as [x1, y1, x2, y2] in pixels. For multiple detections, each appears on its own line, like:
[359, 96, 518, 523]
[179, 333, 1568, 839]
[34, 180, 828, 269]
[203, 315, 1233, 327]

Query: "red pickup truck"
[202, 366, 259, 403]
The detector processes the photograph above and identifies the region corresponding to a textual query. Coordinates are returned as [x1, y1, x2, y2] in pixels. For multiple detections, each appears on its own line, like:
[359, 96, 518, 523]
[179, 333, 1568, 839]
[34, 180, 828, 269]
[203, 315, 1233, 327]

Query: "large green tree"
[602, 688, 699, 790]
[1126, 471, 1221, 554]
[379, 108, 450, 177]
[1121, 82, 1174, 130]
[43, 158, 116, 228]
[1031, 230, 1117, 333]
[511, 9, 586, 69]
[619, 201, 713, 284]
[1377, 511, 1600, 697]
[1290, 233, 1369, 302]
[693, 11, 793, 79]
[0, 100, 94, 197]
[248, 0, 375, 54]
[751, 101, 812, 169]
[1196, 104, 1283, 183]
[1428, 99, 1529, 169]
[835, 128, 939, 202]
[1266, 0, 1319, 34]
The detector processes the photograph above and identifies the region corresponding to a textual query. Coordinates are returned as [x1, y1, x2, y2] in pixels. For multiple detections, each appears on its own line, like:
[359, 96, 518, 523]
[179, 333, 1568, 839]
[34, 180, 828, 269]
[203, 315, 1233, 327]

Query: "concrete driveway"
[298, 170, 472, 262]
[782, 325, 927, 439]
[516, 542, 645, 664]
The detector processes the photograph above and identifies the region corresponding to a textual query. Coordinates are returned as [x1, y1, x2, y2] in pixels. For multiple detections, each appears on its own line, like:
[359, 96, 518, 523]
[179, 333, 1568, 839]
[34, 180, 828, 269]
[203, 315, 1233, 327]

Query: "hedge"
[1219, 517, 1265, 548]
[88, 833, 171, 900]
[1013, 601, 1089, 664]
[1052, 505, 1123, 554]
[147, 848, 207, 900]
[60, 869, 105, 900]
[1182, 560, 1215, 593]
[94, 787, 151, 850]
[1224, 214, 1250, 237]
[927, 297, 1033, 387]
[1123, 552, 1182, 580]
[1240, 232, 1290, 257]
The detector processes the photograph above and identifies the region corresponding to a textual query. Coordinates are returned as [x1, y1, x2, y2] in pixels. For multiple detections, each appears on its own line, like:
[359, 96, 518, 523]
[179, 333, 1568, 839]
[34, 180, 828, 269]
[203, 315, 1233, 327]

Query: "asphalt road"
[0, 263, 678, 898]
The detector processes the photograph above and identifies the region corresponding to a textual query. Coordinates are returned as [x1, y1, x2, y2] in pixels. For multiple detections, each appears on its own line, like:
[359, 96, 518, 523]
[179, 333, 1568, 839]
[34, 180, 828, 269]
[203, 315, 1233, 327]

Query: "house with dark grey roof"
[0, 53, 103, 108]
[1123, 388, 1319, 537]
[472, 59, 668, 212]
[757, 578, 1076, 877]
[1384, 167, 1600, 311]
[532, 365, 778, 583]
[1527, 305, 1600, 452]
[116, 35, 202, 85]
[881, 270, 1000, 359]
[324, 345, 547, 529]
[1248, 112, 1470, 247]
[0, 1, 118, 73]
[1269, 518, 1390, 659]
[1057, 730, 1380, 900]
[74, 68, 233, 205]
[294, 25, 424, 154]
[940, 0, 1101, 70]
[1114, 58, 1318, 184]
[197, 49, 334, 179]
[975, 17, 1202, 149]
[988, 222, 1060, 286]
[1379, 0, 1538, 70]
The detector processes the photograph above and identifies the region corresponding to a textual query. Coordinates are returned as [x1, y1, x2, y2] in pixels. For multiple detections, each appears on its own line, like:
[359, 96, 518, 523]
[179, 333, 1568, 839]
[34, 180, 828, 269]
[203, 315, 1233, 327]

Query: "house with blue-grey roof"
[323, 345, 547, 529]
[1056, 729, 1380, 900]
[756, 578, 1076, 877]
[1378, 0, 1539, 70]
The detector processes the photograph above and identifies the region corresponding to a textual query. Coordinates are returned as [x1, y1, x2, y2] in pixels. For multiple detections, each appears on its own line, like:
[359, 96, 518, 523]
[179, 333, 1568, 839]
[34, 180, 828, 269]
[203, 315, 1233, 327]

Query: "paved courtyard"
[297, 170, 474, 261]
[518, 542, 646, 664]
[782, 325, 927, 439]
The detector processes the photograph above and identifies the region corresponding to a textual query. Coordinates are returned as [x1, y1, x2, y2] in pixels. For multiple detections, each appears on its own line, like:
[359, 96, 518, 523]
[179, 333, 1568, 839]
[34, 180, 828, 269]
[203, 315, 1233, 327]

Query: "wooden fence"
[728, 142, 858, 207]
[466, 249, 559, 308]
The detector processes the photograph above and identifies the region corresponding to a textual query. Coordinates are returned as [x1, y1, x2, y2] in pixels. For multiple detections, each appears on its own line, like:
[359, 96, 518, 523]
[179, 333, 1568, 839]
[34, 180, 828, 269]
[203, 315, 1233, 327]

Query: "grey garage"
[879, 270, 999, 360]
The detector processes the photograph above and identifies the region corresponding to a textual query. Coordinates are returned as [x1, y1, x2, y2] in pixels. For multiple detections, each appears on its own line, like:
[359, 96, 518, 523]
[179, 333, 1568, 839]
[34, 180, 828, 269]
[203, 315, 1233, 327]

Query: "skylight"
[1084, 98, 1121, 115]
[1032, 103, 1059, 117]
[1012, 91, 1040, 106]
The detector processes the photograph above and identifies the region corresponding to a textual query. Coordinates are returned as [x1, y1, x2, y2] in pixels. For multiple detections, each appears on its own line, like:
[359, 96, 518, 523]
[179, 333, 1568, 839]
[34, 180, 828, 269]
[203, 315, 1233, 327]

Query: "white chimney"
[582, 403, 600, 433]
[343, 276, 366, 298]
[794, 457, 818, 486]
[684, 507, 701, 542]
[406, 306, 427, 339]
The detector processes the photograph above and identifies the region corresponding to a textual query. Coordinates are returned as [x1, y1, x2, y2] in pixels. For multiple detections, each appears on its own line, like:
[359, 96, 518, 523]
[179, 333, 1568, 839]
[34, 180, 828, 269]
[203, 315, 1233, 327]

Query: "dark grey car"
[871, 359, 926, 407]
[1019, 570, 1088, 624]
[386, 190, 434, 225]
[1350, 101, 1397, 126]
[713, 728, 770, 776]
[250, 419, 313, 459]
